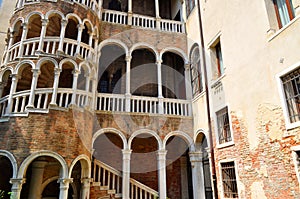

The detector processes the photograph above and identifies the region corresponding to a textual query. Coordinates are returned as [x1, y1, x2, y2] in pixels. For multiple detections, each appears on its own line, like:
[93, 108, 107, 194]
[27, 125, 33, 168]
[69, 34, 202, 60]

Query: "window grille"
[281, 68, 300, 123]
[190, 46, 203, 96]
[221, 162, 238, 198]
[217, 107, 232, 144]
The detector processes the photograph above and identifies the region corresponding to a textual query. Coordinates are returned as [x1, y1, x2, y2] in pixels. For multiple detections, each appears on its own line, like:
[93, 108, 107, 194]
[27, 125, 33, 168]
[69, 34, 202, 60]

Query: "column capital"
[72, 69, 81, 75]
[58, 178, 73, 188]
[122, 149, 132, 160]
[41, 19, 49, 26]
[31, 69, 41, 76]
[156, 59, 162, 65]
[61, 19, 68, 26]
[21, 22, 28, 29]
[10, 74, 20, 81]
[184, 63, 191, 70]
[54, 68, 62, 74]
[125, 55, 132, 62]
[77, 24, 85, 30]
[10, 178, 26, 186]
[189, 151, 203, 162]
[157, 149, 167, 161]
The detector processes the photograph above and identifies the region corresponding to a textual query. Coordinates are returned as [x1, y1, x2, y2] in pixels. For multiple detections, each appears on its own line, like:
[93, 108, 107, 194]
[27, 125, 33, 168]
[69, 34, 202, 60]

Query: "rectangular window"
[221, 162, 238, 198]
[215, 42, 224, 77]
[281, 68, 300, 123]
[217, 107, 232, 144]
[186, 0, 195, 17]
[274, 0, 295, 28]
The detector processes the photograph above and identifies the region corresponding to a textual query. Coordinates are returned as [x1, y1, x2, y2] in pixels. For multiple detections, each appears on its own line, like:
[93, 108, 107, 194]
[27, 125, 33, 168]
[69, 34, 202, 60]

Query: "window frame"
[276, 62, 300, 129]
[190, 46, 203, 97]
[186, 0, 196, 17]
[215, 42, 224, 77]
[219, 160, 239, 199]
[273, 0, 295, 28]
[215, 106, 234, 147]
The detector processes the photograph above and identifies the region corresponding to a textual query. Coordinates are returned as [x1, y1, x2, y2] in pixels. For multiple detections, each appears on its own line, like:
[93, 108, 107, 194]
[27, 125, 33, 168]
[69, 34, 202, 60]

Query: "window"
[281, 68, 300, 123]
[186, 0, 195, 17]
[190, 46, 203, 96]
[216, 107, 232, 144]
[221, 162, 238, 198]
[215, 42, 224, 77]
[273, 0, 295, 28]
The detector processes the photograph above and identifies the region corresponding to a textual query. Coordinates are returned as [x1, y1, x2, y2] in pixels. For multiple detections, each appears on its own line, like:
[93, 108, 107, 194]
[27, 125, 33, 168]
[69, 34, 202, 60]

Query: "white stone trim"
[14, 60, 35, 74]
[92, 127, 128, 149]
[24, 11, 44, 23]
[68, 154, 91, 179]
[159, 47, 188, 64]
[0, 150, 18, 178]
[129, 42, 159, 61]
[98, 39, 129, 56]
[128, 129, 162, 150]
[17, 150, 68, 179]
[162, 130, 195, 151]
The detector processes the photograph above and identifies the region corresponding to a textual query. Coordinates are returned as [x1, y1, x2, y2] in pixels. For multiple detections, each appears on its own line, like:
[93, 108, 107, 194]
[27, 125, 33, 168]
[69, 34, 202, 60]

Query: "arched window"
[190, 46, 202, 96]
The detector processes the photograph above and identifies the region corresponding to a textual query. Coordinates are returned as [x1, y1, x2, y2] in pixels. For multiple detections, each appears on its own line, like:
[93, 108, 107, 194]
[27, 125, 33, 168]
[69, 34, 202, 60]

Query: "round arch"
[0, 67, 13, 82]
[66, 13, 82, 24]
[24, 11, 44, 23]
[160, 47, 188, 64]
[10, 17, 25, 31]
[92, 128, 128, 149]
[68, 154, 91, 179]
[45, 10, 65, 20]
[17, 150, 68, 179]
[128, 129, 162, 150]
[14, 60, 35, 74]
[129, 42, 159, 61]
[0, 150, 18, 179]
[79, 62, 91, 75]
[59, 58, 78, 71]
[36, 57, 58, 70]
[163, 131, 195, 152]
[98, 39, 129, 56]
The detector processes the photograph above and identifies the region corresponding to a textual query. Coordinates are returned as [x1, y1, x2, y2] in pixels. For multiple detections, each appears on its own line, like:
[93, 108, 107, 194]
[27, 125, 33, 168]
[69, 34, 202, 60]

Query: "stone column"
[26, 69, 40, 109]
[155, 0, 161, 30]
[156, 60, 164, 114]
[58, 178, 73, 199]
[6, 74, 19, 115]
[28, 161, 48, 199]
[10, 178, 26, 199]
[125, 55, 131, 112]
[76, 24, 85, 56]
[0, 83, 5, 98]
[84, 73, 90, 107]
[80, 178, 92, 199]
[18, 23, 28, 58]
[157, 149, 167, 199]
[184, 63, 192, 100]
[50, 68, 61, 106]
[37, 19, 49, 53]
[4, 31, 14, 65]
[128, 0, 133, 25]
[71, 69, 81, 105]
[88, 31, 94, 60]
[58, 19, 68, 53]
[122, 149, 132, 199]
[189, 151, 205, 199]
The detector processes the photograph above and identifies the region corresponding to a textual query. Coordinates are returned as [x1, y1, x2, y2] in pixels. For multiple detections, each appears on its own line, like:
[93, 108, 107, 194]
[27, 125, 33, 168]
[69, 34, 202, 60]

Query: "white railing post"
[50, 68, 61, 106]
[189, 151, 206, 199]
[58, 19, 68, 53]
[5, 74, 19, 115]
[85, 73, 90, 107]
[157, 59, 164, 114]
[157, 149, 167, 199]
[122, 149, 132, 199]
[128, 0, 132, 25]
[37, 19, 49, 53]
[18, 23, 28, 58]
[58, 178, 72, 199]
[125, 55, 132, 112]
[26, 69, 40, 109]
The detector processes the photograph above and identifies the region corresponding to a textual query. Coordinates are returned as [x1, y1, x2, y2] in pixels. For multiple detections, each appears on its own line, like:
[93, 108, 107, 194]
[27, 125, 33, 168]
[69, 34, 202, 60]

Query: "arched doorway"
[0, 156, 13, 198]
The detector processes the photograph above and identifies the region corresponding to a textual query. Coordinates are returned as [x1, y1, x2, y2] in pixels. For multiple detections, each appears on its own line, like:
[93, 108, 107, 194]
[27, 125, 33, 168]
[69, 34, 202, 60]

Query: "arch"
[128, 129, 162, 150]
[66, 13, 82, 24]
[79, 61, 91, 76]
[129, 42, 159, 61]
[160, 47, 188, 64]
[82, 19, 94, 31]
[188, 43, 200, 60]
[194, 129, 211, 151]
[41, 176, 59, 193]
[17, 150, 68, 179]
[36, 57, 58, 70]
[14, 60, 35, 74]
[98, 39, 129, 55]
[92, 128, 128, 149]
[59, 58, 78, 71]
[45, 10, 65, 20]
[68, 154, 91, 179]
[163, 131, 195, 151]
[0, 150, 18, 178]
[11, 17, 24, 30]
[24, 11, 44, 23]
[194, 129, 209, 143]
[0, 67, 13, 82]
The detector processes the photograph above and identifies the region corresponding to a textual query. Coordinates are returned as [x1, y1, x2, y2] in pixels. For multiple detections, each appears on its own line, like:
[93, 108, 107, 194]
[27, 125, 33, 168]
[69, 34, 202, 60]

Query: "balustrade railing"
[3, 37, 95, 64]
[101, 9, 185, 33]
[93, 160, 159, 199]
[96, 93, 192, 116]
[0, 96, 8, 118]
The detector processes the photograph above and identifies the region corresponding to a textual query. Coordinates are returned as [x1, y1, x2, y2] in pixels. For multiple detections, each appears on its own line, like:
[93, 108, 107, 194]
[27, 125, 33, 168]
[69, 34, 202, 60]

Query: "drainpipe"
[196, 0, 219, 198]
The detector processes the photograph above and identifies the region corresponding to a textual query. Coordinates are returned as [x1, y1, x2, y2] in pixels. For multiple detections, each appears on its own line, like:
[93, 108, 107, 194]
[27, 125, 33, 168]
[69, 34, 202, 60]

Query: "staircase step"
[100, 186, 109, 190]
